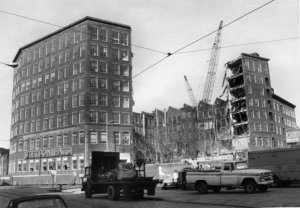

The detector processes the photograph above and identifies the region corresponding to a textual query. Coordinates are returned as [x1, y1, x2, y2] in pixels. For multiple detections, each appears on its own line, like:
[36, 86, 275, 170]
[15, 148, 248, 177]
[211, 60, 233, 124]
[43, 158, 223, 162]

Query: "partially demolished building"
[226, 53, 297, 151]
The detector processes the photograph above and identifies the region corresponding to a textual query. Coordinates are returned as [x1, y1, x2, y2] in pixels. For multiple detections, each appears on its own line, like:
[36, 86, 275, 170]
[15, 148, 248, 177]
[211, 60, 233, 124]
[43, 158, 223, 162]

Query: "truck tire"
[244, 181, 257, 194]
[212, 186, 221, 193]
[85, 185, 92, 198]
[257, 185, 268, 192]
[270, 175, 281, 188]
[197, 182, 208, 194]
[107, 185, 120, 200]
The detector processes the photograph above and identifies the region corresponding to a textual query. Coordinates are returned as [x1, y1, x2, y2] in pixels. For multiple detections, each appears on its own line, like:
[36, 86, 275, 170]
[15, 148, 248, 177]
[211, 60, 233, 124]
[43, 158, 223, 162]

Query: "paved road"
[1, 184, 300, 208]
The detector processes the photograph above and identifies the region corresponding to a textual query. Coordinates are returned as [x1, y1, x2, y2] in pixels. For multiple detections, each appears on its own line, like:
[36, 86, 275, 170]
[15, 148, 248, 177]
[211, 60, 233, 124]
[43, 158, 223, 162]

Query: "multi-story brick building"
[9, 16, 133, 184]
[226, 53, 297, 151]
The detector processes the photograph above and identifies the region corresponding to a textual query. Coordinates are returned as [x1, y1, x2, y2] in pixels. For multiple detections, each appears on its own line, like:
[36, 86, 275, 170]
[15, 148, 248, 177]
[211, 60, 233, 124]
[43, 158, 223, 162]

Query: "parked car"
[6, 195, 67, 208]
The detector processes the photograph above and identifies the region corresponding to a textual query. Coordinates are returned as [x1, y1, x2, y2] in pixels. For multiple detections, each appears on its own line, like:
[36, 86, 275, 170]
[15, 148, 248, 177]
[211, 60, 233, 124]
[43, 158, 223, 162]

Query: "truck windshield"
[236, 162, 248, 170]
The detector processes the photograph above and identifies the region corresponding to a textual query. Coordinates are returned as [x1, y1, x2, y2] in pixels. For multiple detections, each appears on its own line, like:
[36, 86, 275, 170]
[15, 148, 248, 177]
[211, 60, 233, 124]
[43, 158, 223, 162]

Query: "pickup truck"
[184, 160, 273, 194]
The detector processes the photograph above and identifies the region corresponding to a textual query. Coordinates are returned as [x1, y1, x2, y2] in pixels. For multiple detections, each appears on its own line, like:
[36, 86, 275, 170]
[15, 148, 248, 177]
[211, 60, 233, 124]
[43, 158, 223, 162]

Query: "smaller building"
[286, 129, 300, 146]
[0, 148, 9, 175]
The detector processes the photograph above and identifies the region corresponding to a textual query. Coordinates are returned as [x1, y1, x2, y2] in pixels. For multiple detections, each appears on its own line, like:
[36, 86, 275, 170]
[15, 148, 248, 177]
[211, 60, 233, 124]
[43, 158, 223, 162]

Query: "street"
[1, 184, 300, 208]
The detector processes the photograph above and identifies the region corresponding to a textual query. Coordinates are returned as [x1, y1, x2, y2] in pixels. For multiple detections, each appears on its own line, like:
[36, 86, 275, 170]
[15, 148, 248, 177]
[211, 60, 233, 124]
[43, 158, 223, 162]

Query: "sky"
[0, 0, 299, 148]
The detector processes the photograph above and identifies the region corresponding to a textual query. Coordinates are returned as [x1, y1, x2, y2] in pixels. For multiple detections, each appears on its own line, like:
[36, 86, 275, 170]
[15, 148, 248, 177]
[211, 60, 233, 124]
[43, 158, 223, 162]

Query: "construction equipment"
[184, 75, 197, 107]
[202, 21, 223, 104]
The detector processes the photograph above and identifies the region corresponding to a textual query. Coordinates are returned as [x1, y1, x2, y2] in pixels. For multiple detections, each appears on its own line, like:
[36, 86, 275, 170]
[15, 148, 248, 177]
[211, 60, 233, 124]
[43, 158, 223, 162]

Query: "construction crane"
[184, 75, 197, 107]
[201, 20, 223, 104]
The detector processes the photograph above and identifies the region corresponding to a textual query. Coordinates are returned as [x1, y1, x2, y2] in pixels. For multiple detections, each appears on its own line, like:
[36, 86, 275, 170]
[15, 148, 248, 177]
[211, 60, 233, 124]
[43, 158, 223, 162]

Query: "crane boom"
[184, 75, 197, 107]
[202, 20, 223, 103]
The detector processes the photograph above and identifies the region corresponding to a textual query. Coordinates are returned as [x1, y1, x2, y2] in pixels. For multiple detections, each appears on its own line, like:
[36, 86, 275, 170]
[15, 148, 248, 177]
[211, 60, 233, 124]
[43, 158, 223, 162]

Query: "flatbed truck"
[81, 151, 159, 200]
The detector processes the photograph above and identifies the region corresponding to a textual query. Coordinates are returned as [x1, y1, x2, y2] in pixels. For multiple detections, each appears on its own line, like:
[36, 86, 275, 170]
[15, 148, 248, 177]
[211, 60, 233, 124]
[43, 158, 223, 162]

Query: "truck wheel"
[270, 175, 281, 188]
[107, 185, 120, 200]
[212, 186, 221, 193]
[244, 181, 257, 194]
[180, 184, 187, 190]
[257, 185, 268, 192]
[197, 183, 208, 194]
[85, 185, 92, 198]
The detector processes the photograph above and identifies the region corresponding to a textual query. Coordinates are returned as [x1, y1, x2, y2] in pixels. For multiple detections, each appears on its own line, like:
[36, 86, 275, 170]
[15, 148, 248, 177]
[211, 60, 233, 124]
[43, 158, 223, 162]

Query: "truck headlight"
[82, 177, 87, 182]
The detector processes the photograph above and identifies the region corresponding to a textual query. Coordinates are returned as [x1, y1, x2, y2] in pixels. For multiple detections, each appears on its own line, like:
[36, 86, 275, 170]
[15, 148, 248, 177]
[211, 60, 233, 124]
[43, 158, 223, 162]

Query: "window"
[73, 47, 79, 59]
[65, 51, 70, 62]
[262, 123, 268, 132]
[254, 99, 259, 107]
[250, 60, 255, 71]
[121, 51, 129, 61]
[43, 118, 48, 130]
[122, 113, 130, 125]
[249, 122, 255, 131]
[43, 137, 48, 149]
[63, 114, 69, 126]
[80, 27, 87, 41]
[90, 111, 97, 123]
[112, 31, 119, 44]
[247, 86, 252, 94]
[122, 81, 129, 92]
[72, 156, 77, 170]
[79, 94, 84, 106]
[100, 28, 107, 42]
[100, 46, 107, 58]
[256, 123, 262, 131]
[63, 134, 68, 146]
[73, 62, 79, 75]
[100, 78, 107, 90]
[57, 115, 62, 127]
[99, 111, 107, 123]
[114, 132, 120, 145]
[23, 160, 27, 172]
[72, 132, 77, 145]
[63, 157, 68, 170]
[100, 131, 107, 143]
[64, 82, 69, 94]
[79, 156, 84, 169]
[112, 48, 119, 60]
[254, 111, 260, 119]
[121, 33, 128, 46]
[79, 131, 85, 144]
[74, 31, 80, 44]
[72, 95, 78, 108]
[90, 93, 98, 106]
[80, 45, 86, 57]
[19, 140, 23, 151]
[79, 77, 85, 89]
[257, 62, 262, 73]
[91, 45, 98, 56]
[90, 77, 98, 88]
[36, 119, 41, 131]
[91, 26, 98, 40]
[49, 117, 54, 129]
[113, 80, 120, 91]
[123, 97, 130, 108]
[50, 56, 55, 68]
[100, 62, 107, 73]
[72, 112, 78, 125]
[91, 60, 98, 72]
[56, 158, 61, 170]
[49, 136, 54, 148]
[100, 94, 107, 106]
[123, 132, 130, 145]
[113, 112, 120, 124]
[113, 64, 120, 75]
[90, 131, 98, 144]
[79, 110, 84, 124]
[113, 96, 120, 107]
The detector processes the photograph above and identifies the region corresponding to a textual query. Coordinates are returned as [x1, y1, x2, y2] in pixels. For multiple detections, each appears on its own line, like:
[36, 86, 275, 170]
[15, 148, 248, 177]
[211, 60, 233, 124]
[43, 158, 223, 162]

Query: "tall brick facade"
[9, 17, 133, 184]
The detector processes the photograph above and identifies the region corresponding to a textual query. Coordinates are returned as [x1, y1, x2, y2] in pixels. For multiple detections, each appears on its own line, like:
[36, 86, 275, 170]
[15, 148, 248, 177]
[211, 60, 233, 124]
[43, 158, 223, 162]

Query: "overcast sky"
[0, 0, 299, 148]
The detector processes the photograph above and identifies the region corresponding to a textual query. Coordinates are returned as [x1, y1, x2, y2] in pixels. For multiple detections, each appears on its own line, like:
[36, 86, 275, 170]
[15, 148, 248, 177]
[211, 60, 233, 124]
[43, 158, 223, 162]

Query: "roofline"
[272, 93, 296, 108]
[13, 16, 131, 62]
[241, 53, 270, 61]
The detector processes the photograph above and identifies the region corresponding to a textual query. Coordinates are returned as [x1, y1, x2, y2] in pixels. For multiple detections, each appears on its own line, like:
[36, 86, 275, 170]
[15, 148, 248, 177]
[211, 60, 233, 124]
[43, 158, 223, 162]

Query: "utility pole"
[84, 124, 90, 167]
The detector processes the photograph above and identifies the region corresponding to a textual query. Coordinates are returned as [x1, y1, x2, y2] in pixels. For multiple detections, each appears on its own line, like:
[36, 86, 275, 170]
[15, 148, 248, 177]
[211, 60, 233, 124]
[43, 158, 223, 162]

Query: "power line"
[176, 37, 300, 54]
[7, 0, 274, 142]
[0, 10, 168, 55]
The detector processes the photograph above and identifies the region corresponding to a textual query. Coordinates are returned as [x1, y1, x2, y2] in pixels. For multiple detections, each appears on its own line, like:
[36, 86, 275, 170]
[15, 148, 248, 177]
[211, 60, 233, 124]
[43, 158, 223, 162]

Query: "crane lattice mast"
[202, 21, 223, 103]
[184, 75, 197, 107]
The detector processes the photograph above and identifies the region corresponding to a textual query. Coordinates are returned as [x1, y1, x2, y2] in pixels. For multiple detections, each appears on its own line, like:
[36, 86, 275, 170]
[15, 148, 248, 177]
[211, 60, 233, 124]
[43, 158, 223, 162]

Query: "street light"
[106, 120, 114, 151]
[0, 61, 18, 68]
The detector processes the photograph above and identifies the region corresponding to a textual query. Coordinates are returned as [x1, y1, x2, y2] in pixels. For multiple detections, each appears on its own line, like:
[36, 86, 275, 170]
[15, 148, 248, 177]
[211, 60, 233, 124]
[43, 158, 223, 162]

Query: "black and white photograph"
[0, 0, 299, 207]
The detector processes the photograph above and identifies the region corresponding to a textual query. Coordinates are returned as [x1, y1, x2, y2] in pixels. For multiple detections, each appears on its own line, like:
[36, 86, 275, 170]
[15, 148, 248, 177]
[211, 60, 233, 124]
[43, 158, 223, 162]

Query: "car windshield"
[17, 198, 66, 208]
[236, 162, 248, 170]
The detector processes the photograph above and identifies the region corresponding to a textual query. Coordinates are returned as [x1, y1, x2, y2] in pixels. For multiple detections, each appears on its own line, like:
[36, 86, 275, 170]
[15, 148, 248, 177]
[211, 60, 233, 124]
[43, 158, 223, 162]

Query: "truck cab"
[184, 160, 273, 194]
